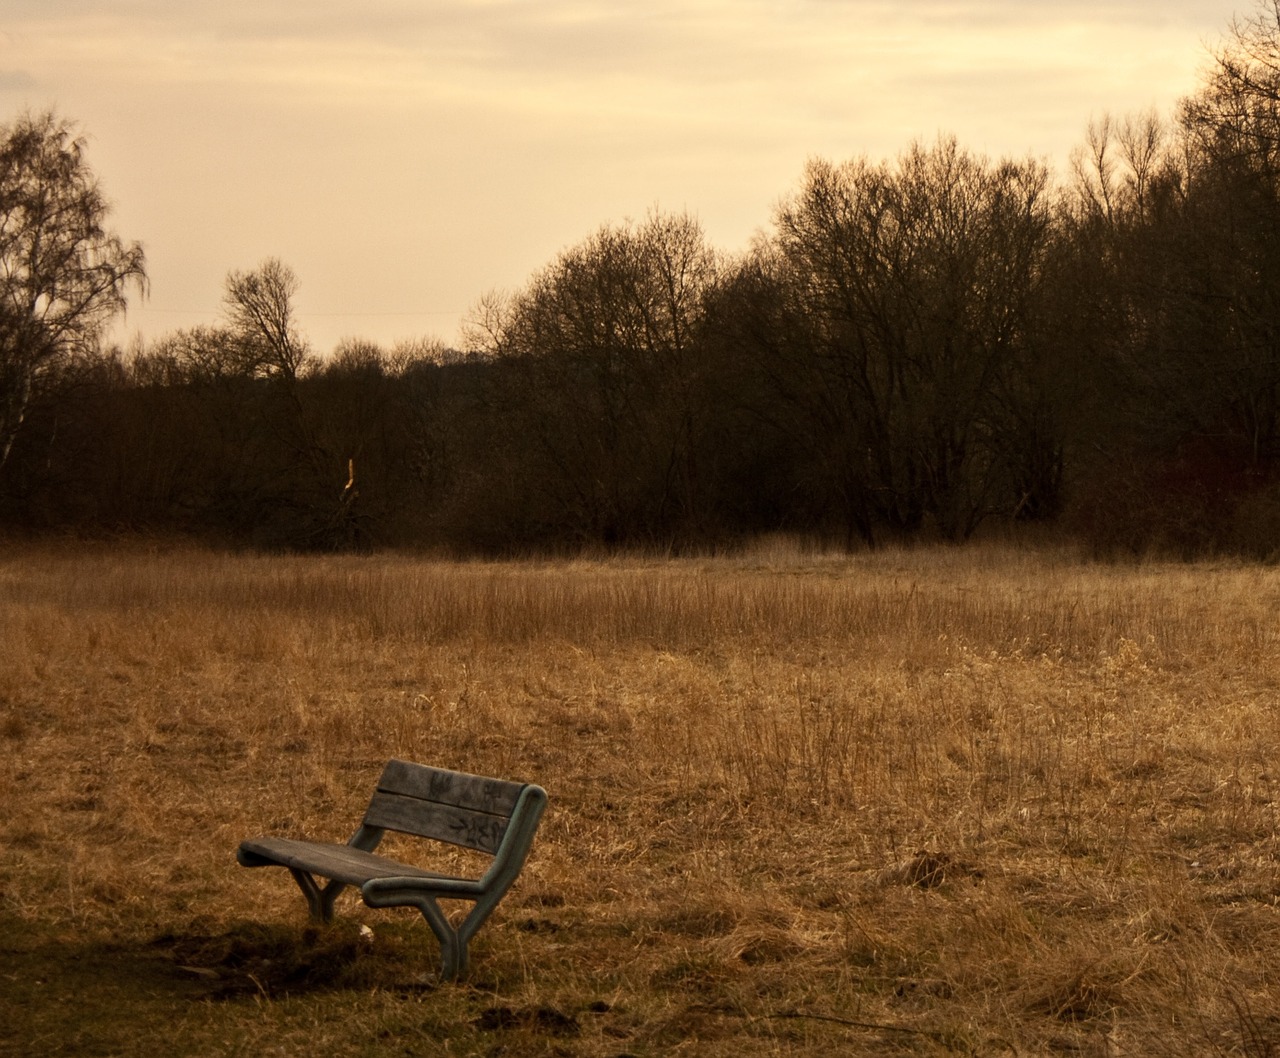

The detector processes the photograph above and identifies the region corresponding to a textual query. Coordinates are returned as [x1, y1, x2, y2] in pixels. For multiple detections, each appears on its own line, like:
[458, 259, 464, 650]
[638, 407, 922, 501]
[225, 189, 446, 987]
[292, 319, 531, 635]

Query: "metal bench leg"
[403, 887, 508, 979]
[452, 893, 506, 978]
[361, 887, 469, 979]
[362, 893, 463, 979]
[288, 868, 349, 923]
[415, 895, 464, 980]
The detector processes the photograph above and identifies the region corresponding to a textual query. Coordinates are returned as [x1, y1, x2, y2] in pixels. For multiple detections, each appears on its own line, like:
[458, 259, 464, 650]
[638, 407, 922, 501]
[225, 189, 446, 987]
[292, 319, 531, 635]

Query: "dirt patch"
[147, 920, 426, 998]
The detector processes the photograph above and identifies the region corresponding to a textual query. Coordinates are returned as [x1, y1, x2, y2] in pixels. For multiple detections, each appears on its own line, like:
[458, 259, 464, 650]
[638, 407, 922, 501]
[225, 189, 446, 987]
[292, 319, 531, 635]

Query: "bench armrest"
[478, 784, 548, 889]
[362, 875, 487, 901]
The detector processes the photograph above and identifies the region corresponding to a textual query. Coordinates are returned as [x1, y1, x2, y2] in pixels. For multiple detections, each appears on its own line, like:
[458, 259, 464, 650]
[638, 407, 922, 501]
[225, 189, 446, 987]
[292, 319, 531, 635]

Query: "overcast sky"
[1, 0, 1243, 354]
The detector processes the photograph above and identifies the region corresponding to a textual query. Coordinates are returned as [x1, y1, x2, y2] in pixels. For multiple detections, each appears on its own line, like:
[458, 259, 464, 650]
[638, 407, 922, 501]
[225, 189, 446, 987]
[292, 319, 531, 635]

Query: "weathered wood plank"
[363, 791, 511, 853]
[377, 760, 524, 815]
[238, 836, 465, 887]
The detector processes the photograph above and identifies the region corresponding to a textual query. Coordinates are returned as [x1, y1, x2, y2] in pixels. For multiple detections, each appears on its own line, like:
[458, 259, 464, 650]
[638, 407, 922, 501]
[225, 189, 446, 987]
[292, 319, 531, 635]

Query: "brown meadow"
[2, 540, 1279, 1056]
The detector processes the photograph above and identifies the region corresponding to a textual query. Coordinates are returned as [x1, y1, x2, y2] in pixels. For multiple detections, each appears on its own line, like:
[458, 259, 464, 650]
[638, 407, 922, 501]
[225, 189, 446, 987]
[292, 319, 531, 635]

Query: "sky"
[1, 0, 1244, 355]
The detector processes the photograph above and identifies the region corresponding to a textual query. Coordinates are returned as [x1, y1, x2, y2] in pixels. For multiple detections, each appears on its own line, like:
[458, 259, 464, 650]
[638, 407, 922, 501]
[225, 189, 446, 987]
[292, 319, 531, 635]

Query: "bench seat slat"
[239, 836, 474, 889]
[363, 791, 510, 853]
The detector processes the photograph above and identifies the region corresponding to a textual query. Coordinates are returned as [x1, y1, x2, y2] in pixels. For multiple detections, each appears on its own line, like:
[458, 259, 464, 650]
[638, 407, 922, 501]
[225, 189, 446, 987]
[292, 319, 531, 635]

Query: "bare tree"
[768, 138, 1055, 542]
[223, 258, 309, 382]
[1072, 111, 1170, 227]
[0, 111, 146, 470]
[468, 211, 719, 545]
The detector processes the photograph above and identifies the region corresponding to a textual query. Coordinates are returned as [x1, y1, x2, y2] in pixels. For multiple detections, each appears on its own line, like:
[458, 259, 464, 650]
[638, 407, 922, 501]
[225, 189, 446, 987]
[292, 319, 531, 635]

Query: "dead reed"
[2, 539, 1279, 1056]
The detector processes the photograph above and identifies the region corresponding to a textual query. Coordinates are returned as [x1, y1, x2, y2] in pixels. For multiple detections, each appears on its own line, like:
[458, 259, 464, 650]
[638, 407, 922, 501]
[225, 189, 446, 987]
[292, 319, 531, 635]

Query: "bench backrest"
[362, 760, 528, 855]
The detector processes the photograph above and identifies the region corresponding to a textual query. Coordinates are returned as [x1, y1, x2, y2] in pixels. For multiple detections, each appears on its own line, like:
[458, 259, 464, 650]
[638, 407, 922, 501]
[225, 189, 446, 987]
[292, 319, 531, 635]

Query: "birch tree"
[0, 111, 146, 469]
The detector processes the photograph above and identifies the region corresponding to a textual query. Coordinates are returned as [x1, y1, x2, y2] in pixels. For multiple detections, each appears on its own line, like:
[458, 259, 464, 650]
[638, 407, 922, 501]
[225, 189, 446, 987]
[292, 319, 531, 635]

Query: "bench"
[237, 760, 548, 980]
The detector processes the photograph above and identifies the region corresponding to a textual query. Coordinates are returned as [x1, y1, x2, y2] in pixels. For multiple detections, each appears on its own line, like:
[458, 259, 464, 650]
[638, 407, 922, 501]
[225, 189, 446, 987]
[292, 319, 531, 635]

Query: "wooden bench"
[237, 760, 548, 980]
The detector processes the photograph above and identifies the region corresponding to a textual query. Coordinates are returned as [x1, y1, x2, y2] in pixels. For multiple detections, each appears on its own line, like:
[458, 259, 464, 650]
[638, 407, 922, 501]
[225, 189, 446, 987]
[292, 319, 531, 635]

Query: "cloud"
[0, 69, 37, 91]
[7, 0, 1241, 352]
[9, 1, 1232, 122]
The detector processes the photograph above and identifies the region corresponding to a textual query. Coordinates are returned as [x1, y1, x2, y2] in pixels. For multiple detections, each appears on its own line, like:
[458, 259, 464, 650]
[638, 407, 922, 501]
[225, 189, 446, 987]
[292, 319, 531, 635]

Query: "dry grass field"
[2, 539, 1280, 1056]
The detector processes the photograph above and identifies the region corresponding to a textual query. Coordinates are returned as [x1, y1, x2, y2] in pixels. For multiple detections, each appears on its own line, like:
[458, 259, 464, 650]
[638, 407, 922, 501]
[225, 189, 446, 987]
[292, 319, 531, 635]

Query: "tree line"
[6, 5, 1280, 556]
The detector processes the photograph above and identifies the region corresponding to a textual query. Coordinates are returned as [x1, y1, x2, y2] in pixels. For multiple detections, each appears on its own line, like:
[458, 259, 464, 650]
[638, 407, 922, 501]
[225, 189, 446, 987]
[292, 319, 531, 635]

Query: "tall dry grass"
[2, 539, 1279, 1056]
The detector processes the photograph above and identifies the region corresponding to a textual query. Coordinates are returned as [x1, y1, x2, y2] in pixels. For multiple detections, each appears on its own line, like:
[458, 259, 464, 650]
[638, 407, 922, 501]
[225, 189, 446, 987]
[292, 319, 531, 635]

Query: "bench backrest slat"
[362, 760, 527, 854]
